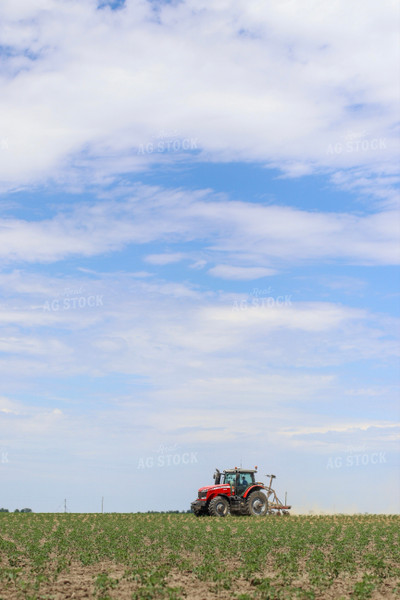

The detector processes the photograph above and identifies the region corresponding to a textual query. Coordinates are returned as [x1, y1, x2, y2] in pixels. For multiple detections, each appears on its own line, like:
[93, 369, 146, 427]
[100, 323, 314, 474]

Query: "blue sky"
[0, 0, 399, 514]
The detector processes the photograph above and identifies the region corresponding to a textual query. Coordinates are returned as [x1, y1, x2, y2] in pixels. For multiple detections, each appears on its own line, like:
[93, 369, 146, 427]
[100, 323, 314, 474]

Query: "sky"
[0, 0, 399, 514]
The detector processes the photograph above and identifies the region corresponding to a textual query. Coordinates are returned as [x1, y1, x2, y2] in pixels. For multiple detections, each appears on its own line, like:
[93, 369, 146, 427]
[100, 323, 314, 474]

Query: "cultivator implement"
[263, 474, 291, 515]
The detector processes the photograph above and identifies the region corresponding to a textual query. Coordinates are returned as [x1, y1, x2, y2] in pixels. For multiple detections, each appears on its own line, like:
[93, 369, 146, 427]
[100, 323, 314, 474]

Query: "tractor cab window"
[239, 473, 254, 487]
[223, 472, 236, 485]
[222, 472, 255, 488]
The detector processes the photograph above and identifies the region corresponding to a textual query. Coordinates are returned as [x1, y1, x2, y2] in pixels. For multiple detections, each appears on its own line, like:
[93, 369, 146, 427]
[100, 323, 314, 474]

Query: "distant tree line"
[0, 508, 33, 513]
[1, 508, 191, 514]
[141, 510, 192, 514]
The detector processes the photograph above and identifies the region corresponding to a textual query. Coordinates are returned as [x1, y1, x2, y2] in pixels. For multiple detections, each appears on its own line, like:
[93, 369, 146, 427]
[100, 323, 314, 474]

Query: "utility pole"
[101, 496, 104, 514]
[64, 499, 67, 513]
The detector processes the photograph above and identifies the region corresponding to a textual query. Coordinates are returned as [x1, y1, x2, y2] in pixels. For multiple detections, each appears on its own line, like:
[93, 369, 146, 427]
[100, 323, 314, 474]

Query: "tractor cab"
[214, 468, 257, 496]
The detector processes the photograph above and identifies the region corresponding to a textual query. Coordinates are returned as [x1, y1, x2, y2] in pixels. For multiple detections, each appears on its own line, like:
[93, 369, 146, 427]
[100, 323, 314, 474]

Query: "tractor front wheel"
[208, 496, 229, 517]
[246, 491, 268, 517]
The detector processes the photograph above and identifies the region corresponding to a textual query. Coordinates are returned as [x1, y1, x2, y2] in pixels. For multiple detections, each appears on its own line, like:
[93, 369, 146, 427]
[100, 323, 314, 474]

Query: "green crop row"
[0, 513, 398, 599]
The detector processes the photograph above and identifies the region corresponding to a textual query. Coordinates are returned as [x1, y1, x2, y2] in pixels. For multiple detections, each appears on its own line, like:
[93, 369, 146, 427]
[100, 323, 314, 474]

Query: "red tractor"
[191, 467, 291, 517]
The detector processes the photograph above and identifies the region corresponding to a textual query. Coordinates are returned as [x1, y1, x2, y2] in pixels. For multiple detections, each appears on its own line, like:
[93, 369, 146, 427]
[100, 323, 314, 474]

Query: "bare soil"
[0, 560, 399, 599]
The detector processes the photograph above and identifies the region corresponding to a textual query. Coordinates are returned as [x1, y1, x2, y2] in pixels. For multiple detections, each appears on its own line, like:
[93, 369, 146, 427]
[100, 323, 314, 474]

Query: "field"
[0, 514, 399, 600]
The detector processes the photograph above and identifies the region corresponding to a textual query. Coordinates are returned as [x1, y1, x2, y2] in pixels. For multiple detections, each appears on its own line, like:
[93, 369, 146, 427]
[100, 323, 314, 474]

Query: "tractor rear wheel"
[208, 496, 229, 517]
[246, 491, 268, 516]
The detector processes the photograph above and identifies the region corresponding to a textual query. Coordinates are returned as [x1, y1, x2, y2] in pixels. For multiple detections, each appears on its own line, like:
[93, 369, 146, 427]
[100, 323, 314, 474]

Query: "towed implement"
[191, 467, 291, 517]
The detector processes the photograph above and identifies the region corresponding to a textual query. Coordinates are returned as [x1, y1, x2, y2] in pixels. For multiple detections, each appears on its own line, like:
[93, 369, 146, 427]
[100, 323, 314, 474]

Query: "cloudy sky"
[0, 0, 399, 514]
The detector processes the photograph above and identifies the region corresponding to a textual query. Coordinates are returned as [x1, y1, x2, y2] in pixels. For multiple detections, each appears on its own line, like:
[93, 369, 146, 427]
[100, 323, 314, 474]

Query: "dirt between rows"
[0, 561, 399, 600]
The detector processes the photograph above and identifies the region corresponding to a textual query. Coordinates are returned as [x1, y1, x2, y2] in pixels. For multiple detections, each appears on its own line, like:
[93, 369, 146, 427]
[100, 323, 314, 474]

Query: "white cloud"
[144, 253, 185, 265]
[0, 269, 396, 387]
[0, 0, 397, 200]
[344, 387, 393, 397]
[321, 275, 367, 294]
[208, 265, 276, 280]
[0, 335, 69, 356]
[281, 422, 400, 437]
[0, 188, 398, 266]
[203, 302, 366, 332]
[0, 396, 21, 415]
